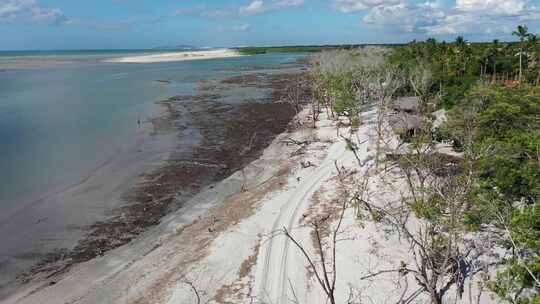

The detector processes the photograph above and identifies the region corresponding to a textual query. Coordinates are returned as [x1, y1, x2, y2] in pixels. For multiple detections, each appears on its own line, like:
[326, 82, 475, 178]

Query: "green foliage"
[512, 204, 540, 252]
[236, 45, 367, 55]
[489, 204, 540, 303]
[237, 47, 268, 55]
[311, 27, 539, 303]
[386, 26, 539, 303]
[328, 72, 357, 116]
[440, 74, 477, 108]
[476, 87, 539, 140]
[310, 47, 391, 127]
[388, 26, 540, 110]
[489, 259, 540, 304]
[410, 195, 444, 222]
[473, 87, 540, 203]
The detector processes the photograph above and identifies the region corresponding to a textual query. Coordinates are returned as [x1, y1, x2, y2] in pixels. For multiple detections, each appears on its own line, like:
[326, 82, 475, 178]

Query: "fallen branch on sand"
[281, 137, 310, 146]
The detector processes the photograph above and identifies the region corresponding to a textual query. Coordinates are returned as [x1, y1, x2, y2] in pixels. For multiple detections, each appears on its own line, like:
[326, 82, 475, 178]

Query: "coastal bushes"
[236, 45, 371, 55]
[310, 47, 397, 127]
[306, 25, 539, 304]
[387, 27, 539, 304]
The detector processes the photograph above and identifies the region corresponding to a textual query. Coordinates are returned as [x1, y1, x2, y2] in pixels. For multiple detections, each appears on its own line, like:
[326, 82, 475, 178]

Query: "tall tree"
[454, 36, 468, 76]
[491, 39, 501, 79]
[513, 25, 531, 82]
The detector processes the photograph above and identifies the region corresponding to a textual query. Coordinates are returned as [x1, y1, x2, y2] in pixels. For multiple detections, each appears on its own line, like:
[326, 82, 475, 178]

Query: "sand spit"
[106, 49, 243, 64]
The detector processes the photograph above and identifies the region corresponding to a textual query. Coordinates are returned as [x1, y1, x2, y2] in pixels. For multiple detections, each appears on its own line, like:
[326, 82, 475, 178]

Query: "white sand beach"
[5, 105, 495, 304]
[106, 49, 243, 64]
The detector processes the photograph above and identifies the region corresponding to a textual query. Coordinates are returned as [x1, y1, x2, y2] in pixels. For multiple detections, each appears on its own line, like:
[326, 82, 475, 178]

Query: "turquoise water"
[0, 51, 303, 214]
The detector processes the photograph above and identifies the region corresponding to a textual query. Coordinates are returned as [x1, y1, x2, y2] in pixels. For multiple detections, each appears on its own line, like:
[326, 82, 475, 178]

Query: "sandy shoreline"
[106, 49, 243, 64]
[0, 62, 307, 302]
[4, 97, 495, 303]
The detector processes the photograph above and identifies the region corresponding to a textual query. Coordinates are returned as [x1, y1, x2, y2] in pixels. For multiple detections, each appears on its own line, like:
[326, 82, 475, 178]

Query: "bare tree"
[304, 47, 501, 304]
[286, 74, 308, 115]
[282, 161, 366, 304]
[371, 66, 404, 169]
[353, 76, 497, 303]
[283, 195, 350, 304]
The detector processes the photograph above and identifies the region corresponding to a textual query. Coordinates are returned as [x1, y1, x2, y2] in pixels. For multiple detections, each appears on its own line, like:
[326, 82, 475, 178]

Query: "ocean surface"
[0, 50, 304, 219]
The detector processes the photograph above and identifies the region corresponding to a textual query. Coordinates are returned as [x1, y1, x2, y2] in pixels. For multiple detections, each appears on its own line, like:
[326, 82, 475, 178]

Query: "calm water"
[0, 51, 303, 215]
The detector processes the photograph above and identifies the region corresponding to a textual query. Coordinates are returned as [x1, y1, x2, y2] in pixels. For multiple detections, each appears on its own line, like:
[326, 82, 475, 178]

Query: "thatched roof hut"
[392, 96, 420, 113]
[389, 112, 422, 135]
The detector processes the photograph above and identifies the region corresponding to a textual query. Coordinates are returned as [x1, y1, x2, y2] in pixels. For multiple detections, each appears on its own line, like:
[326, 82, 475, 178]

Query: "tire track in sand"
[255, 141, 347, 304]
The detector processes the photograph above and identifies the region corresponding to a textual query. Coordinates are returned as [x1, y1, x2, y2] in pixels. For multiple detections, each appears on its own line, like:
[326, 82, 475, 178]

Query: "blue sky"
[1, 0, 540, 50]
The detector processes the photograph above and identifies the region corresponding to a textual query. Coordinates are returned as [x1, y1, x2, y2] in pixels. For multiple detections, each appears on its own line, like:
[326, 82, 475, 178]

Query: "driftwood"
[301, 161, 316, 169]
[282, 137, 310, 146]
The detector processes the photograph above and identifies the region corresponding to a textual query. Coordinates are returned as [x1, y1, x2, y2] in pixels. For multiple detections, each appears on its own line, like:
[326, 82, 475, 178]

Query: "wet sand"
[0, 103, 179, 298]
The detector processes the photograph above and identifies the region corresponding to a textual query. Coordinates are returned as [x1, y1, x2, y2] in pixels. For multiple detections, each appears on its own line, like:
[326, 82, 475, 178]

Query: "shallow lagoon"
[0, 52, 303, 217]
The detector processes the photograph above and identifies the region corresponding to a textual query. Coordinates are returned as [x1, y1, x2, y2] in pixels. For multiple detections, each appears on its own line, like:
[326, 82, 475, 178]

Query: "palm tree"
[512, 25, 530, 82]
[491, 39, 501, 80]
[455, 36, 466, 48]
[454, 36, 469, 76]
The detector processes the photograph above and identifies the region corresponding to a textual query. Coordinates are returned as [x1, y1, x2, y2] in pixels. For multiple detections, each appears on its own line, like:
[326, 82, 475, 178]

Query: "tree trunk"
[519, 48, 523, 83]
[493, 62, 497, 83]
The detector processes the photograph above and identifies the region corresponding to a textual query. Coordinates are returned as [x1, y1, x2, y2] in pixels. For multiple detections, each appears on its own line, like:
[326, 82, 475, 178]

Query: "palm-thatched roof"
[389, 112, 422, 133]
[393, 96, 420, 113]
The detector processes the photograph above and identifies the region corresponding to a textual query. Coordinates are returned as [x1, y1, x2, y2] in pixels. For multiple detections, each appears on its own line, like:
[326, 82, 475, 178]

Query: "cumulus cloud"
[363, 1, 445, 33]
[239, 0, 265, 15]
[427, 0, 540, 35]
[455, 0, 527, 17]
[334, 0, 400, 13]
[337, 0, 540, 37]
[239, 0, 304, 16]
[0, 0, 67, 24]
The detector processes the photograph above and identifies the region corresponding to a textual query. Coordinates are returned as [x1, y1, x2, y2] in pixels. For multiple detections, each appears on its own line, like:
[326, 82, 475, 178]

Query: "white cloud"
[176, 0, 304, 20]
[427, 0, 540, 35]
[239, 0, 304, 16]
[455, 0, 527, 16]
[0, 0, 67, 24]
[363, 1, 445, 33]
[334, 0, 400, 13]
[337, 0, 540, 37]
[240, 0, 265, 15]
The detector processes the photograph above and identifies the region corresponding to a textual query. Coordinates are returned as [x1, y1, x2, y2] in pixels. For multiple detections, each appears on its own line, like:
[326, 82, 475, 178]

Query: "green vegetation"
[308, 25, 539, 303]
[391, 26, 540, 304]
[388, 32, 540, 108]
[236, 44, 389, 55]
[237, 46, 330, 55]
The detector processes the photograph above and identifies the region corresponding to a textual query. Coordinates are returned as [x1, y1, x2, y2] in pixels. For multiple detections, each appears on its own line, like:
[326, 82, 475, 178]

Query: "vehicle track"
[255, 141, 348, 304]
